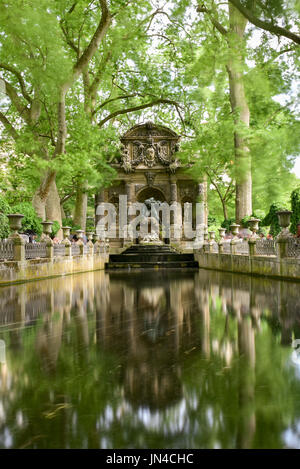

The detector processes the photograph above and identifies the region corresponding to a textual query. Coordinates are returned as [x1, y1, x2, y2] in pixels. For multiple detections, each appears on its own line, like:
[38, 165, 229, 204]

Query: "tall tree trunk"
[32, 170, 57, 220]
[45, 179, 63, 239]
[61, 203, 66, 221]
[221, 198, 228, 221]
[73, 184, 88, 231]
[228, 3, 252, 222]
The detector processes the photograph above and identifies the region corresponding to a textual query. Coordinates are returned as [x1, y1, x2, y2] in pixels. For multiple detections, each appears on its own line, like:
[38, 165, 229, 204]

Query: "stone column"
[7, 214, 25, 262]
[230, 223, 240, 255]
[41, 221, 54, 258]
[199, 177, 208, 226]
[86, 232, 94, 255]
[170, 179, 180, 242]
[126, 180, 136, 243]
[276, 210, 293, 259]
[76, 230, 85, 255]
[62, 226, 72, 257]
[95, 188, 106, 230]
[248, 238, 257, 257]
[208, 230, 217, 253]
[93, 233, 100, 254]
[195, 181, 207, 247]
[218, 227, 226, 254]
[203, 227, 209, 253]
[126, 180, 135, 219]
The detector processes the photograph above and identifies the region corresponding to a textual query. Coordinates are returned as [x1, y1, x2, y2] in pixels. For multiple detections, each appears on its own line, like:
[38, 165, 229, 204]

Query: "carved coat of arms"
[120, 123, 180, 173]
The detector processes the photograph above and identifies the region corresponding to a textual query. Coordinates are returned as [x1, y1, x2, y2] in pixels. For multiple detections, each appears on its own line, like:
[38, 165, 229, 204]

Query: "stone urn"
[230, 223, 240, 239]
[209, 231, 216, 242]
[276, 210, 293, 238]
[62, 226, 71, 239]
[7, 214, 24, 235]
[75, 230, 84, 242]
[42, 221, 53, 237]
[277, 210, 292, 229]
[248, 218, 260, 238]
[86, 232, 94, 242]
[218, 227, 226, 240]
[203, 228, 209, 243]
[62, 226, 71, 246]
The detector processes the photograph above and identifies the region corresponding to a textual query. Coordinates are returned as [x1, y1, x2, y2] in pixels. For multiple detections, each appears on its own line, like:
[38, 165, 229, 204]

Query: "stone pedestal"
[248, 238, 257, 257]
[9, 234, 25, 262]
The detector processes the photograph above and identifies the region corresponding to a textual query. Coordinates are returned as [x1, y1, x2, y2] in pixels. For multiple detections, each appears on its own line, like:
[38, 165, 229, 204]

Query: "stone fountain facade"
[95, 122, 208, 249]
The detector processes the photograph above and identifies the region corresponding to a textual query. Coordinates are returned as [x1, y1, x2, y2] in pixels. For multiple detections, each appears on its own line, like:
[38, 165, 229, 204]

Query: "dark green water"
[0, 269, 300, 449]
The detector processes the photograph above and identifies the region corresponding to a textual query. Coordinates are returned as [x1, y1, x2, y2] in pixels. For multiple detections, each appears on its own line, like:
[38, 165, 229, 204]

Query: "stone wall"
[195, 251, 300, 281]
[0, 252, 108, 286]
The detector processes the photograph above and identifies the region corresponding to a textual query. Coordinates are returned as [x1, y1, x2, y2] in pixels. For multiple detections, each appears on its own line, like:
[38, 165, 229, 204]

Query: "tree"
[0, 0, 183, 235]
[228, 0, 300, 44]
[196, 1, 253, 221]
[158, 0, 299, 222]
[291, 187, 300, 234]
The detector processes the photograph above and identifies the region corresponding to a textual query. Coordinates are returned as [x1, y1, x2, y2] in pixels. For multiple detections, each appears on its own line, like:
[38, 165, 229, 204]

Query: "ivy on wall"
[291, 187, 300, 234]
[262, 203, 285, 237]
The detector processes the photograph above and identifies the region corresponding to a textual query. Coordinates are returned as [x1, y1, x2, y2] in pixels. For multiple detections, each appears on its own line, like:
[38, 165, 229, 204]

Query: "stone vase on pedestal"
[7, 214, 24, 236]
[230, 223, 240, 254]
[62, 226, 71, 256]
[7, 214, 25, 261]
[276, 211, 293, 239]
[41, 221, 53, 239]
[218, 227, 226, 253]
[276, 210, 293, 258]
[248, 218, 260, 238]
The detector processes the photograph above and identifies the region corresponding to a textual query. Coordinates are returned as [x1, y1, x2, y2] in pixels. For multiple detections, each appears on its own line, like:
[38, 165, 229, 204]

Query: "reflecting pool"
[0, 269, 300, 449]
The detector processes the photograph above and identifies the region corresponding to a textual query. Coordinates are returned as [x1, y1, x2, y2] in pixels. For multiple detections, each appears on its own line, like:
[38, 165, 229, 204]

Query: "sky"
[293, 156, 300, 177]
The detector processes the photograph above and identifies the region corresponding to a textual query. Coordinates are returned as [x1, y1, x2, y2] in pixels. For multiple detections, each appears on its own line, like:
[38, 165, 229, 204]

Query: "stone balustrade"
[194, 211, 300, 281]
[0, 215, 110, 285]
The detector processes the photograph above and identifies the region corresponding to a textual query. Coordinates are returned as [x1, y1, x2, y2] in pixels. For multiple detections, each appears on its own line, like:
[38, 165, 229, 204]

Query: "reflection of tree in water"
[2, 270, 300, 448]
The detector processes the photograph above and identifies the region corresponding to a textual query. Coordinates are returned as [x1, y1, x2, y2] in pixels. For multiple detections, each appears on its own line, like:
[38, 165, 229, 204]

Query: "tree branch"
[60, 192, 76, 205]
[93, 93, 144, 115]
[98, 98, 181, 127]
[0, 63, 32, 103]
[55, 0, 112, 155]
[89, 50, 112, 101]
[0, 111, 19, 140]
[197, 4, 228, 36]
[228, 0, 300, 44]
[72, 0, 112, 81]
[3, 80, 31, 123]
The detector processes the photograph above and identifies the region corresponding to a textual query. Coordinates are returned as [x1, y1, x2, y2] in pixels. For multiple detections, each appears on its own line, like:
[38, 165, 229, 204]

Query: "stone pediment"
[121, 121, 179, 139]
[120, 122, 180, 173]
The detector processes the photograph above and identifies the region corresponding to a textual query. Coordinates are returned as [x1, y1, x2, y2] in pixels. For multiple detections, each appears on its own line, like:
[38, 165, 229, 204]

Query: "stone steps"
[105, 244, 199, 270]
[109, 253, 194, 263]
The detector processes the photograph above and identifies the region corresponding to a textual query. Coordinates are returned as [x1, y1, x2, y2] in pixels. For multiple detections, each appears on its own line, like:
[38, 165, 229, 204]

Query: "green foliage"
[11, 202, 42, 235]
[51, 221, 61, 237]
[62, 218, 81, 233]
[207, 216, 218, 226]
[240, 211, 265, 228]
[0, 0, 299, 228]
[221, 218, 235, 232]
[291, 187, 300, 234]
[86, 218, 95, 232]
[0, 195, 11, 238]
[207, 224, 221, 241]
[262, 202, 290, 237]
